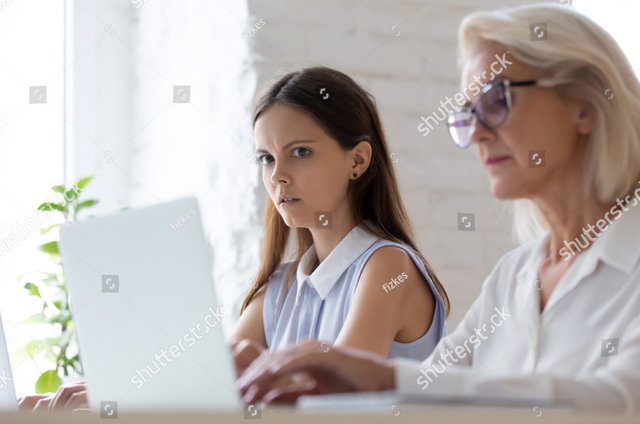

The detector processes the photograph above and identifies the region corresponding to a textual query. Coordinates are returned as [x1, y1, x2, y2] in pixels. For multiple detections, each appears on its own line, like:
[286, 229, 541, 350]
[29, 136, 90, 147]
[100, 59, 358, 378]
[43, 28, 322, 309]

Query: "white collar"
[587, 200, 640, 274]
[295, 224, 380, 300]
[518, 200, 640, 285]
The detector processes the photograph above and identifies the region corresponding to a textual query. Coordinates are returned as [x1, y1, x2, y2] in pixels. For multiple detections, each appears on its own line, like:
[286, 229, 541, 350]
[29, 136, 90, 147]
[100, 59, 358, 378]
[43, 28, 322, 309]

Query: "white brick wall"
[70, 0, 541, 333]
[246, 0, 538, 326]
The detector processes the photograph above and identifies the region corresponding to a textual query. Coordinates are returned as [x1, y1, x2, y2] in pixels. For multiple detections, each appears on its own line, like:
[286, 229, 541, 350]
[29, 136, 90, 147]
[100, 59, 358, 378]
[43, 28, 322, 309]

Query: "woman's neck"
[308, 215, 358, 264]
[533, 187, 614, 264]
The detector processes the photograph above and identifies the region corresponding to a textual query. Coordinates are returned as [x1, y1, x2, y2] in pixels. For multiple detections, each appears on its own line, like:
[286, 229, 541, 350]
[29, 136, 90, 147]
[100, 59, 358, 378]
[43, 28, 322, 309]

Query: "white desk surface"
[0, 405, 635, 424]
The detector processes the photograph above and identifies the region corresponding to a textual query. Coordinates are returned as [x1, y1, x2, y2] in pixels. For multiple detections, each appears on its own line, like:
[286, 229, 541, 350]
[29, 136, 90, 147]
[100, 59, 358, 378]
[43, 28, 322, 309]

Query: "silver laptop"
[60, 197, 240, 412]
[0, 314, 17, 411]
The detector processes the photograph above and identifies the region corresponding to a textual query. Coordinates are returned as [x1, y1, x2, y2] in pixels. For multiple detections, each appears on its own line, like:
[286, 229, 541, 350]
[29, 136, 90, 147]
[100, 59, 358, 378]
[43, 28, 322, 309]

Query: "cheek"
[302, 165, 350, 202]
[261, 170, 277, 198]
[503, 103, 575, 164]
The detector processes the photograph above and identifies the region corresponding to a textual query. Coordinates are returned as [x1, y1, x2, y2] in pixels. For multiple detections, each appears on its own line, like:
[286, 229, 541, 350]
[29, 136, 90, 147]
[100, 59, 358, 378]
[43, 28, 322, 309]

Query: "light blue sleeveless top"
[262, 224, 446, 360]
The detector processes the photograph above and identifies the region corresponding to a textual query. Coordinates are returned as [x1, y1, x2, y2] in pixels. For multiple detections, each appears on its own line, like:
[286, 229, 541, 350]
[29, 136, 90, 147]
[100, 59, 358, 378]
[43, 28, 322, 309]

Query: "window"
[0, 0, 65, 396]
[575, 0, 640, 73]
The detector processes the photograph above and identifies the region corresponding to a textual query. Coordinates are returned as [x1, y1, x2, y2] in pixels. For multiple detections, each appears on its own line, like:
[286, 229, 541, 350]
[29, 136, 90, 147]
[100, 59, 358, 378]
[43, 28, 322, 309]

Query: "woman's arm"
[237, 263, 492, 404]
[238, 339, 396, 403]
[229, 288, 267, 349]
[334, 246, 435, 356]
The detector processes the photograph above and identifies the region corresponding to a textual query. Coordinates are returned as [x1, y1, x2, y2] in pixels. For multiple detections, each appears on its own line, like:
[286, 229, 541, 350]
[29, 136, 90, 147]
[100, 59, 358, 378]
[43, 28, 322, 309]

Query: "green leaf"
[39, 223, 61, 235]
[12, 341, 54, 364]
[38, 241, 59, 256]
[35, 370, 63, 394]
[63, 188, 79, 202]
[38, 202, 63, 212]
[52, 291, 67, 310]
[51, 185, 66, 194]
[75, 176, 94, 190]
[17, 271, 56, 281]
[75, 199, 99, 213]
[59, 329, 74, 347]
[42, 336, 63, 347]
[20, 312, 47, 324]
[49, 311, 72, 325]
[27, 340, 47, 356]
[24, 282, 41, 298]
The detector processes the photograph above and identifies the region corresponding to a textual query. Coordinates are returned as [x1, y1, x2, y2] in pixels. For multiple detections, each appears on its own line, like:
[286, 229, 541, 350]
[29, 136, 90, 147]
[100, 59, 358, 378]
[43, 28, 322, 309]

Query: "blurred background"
[0, 0, 638, 396]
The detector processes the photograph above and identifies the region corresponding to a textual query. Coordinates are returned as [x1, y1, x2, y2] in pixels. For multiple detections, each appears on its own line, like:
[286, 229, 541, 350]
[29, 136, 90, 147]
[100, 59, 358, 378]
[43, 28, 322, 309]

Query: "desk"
[0, 405, 635, 424]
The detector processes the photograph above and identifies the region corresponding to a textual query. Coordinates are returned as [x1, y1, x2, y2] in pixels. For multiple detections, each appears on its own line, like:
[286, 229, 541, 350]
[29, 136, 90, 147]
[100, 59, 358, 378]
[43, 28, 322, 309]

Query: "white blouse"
[394, 203, 640, 413]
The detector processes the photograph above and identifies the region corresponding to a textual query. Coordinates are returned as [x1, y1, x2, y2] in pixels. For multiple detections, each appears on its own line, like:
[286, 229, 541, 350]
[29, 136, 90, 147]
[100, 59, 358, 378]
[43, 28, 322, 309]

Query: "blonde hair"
[458, 3, 640, 242]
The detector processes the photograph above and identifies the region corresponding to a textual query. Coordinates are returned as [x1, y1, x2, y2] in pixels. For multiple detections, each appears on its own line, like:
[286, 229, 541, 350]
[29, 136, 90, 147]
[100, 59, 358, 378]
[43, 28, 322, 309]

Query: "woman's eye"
[257, 154, 273, 166]
[292, 147, 311, 157]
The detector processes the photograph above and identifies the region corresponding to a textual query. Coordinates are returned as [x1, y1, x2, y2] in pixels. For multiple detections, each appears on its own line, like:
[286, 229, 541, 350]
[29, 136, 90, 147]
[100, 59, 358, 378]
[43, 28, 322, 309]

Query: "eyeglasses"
[447, 79, 541, 149]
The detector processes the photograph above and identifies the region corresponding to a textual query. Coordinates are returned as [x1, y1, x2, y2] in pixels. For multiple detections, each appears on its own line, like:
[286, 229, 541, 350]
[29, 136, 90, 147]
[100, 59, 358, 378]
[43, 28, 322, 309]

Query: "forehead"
[460, 42, 539, 89]
[254, 103, 334, 149]
[255, 104, 321, 137]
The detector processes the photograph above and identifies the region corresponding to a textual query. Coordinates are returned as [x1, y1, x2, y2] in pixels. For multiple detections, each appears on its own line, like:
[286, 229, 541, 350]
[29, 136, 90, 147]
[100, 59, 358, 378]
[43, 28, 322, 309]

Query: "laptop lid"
[60, 197, 239, 412]
[0, 314, 17, 411]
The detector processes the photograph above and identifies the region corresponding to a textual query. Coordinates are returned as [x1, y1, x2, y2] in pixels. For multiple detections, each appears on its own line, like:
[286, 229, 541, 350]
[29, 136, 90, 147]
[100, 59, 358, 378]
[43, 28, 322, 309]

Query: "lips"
[484, 155, 511, 166]
[278, 195, 300, 205]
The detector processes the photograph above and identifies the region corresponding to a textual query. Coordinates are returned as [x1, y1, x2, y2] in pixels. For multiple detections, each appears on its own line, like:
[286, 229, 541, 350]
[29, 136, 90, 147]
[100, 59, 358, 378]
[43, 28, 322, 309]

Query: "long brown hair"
[241, 66, 449, 315]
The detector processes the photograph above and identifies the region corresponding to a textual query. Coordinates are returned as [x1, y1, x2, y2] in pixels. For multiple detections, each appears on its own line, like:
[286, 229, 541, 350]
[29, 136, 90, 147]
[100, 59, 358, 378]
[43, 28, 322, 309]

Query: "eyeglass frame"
[447, 78, 557, 149]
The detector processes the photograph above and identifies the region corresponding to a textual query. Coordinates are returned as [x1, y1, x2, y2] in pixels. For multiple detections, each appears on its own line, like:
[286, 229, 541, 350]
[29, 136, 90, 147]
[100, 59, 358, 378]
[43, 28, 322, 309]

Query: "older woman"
[238, 4, 640, 413]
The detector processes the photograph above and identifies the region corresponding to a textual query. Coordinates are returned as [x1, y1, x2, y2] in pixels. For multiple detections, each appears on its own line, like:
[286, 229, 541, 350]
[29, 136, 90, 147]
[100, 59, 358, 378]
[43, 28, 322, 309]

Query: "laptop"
[59, 197, 240, 412]
[0, 314, 17, 411]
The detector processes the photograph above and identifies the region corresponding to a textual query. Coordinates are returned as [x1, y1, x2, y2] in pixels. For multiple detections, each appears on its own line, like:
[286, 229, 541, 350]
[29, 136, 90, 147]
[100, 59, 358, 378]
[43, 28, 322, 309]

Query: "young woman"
[238, 4, 640, 413]
[19, 67, 450, 411]
[231, 67, 449, 361]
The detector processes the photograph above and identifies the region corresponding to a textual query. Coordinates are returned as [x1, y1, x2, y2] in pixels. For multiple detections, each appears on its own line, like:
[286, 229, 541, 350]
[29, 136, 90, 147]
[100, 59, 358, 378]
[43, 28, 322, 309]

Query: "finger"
[238, 340, 323, 389]
[241, 350, 329, 402]
[17, 395, 50, 411]
[242, 347, 327, 394]
[64, 391, 89, 411]
[263, 379, 319, 404]
[33, 397, 52, 412]
[238, 349, 281, 388]
[50, 382, 87, 411]
[268, 344, 391, 393]
[233, 340, 264, 377]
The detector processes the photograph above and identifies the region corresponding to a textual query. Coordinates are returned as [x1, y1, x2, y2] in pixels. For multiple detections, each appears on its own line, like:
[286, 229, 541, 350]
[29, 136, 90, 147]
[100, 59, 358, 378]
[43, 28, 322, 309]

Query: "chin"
[278, 212, 307, 229]
[488, 180, 524, 200]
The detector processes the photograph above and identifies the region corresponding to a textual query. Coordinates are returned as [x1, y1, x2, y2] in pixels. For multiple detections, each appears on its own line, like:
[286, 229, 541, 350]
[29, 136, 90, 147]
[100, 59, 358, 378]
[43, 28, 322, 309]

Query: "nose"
[469, 115, 495, 146]
[269, 160, 291, 185]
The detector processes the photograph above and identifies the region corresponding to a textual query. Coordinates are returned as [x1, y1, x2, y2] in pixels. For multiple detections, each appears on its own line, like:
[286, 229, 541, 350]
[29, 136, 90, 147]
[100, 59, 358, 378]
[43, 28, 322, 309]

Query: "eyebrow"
[255, 139, 317, 155]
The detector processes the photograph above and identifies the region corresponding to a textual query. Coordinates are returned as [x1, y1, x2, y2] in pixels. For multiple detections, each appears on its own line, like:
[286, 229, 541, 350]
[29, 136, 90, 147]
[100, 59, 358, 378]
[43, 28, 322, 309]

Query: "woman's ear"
[349, 140, 372, 180]
[575, 100, 596, 136]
